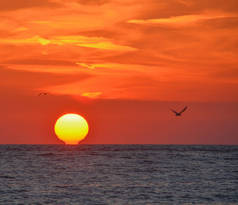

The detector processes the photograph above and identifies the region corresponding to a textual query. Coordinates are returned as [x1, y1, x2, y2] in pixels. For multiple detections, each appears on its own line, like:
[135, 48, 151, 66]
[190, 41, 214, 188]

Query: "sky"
[0, 0, 238, 144]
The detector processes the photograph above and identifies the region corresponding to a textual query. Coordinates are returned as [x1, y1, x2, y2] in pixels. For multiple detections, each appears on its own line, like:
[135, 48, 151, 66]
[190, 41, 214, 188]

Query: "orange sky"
[0, 0, 238, 144]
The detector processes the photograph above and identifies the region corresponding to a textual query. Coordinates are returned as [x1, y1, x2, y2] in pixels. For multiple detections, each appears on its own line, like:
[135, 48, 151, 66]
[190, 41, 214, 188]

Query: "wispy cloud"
[128, 13, 236, 26]
[0, 35, 50, 45]
[5, 65, 86, 75]
[82, 91, 102, 98]
[0, 35, 136, 51]
[77, 41, 136, 51]
[0, 0, 59, 11]
[76, 63, 96, 69]
[0, 0, 237, 102]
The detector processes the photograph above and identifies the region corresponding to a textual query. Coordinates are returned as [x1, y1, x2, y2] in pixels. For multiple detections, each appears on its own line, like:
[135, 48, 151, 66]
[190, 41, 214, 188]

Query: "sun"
[54, 113, 89, 145]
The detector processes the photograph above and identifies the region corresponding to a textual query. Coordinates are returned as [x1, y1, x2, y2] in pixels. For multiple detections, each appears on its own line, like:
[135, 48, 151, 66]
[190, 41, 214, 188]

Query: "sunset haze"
[0, 0, 238, 144]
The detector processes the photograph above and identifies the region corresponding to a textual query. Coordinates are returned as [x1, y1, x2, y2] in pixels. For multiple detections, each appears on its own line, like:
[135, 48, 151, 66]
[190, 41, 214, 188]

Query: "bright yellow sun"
[54, 113, 89, 145]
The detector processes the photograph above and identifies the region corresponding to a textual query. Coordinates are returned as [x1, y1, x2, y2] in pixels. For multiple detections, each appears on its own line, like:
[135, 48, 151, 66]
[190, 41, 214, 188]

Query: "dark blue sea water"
[0, 145, 238, 204]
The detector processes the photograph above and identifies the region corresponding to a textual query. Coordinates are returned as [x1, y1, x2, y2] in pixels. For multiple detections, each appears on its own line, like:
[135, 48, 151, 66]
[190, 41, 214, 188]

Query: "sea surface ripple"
[0, 145, 238, 204]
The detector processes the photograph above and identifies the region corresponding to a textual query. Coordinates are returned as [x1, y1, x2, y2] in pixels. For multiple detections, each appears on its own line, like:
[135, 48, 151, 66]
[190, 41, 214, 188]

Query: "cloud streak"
[0, 0, 237, 102]
[128, 12, 237, 26]
[0, 35, 136, 51]
[0, 0, 59, 11]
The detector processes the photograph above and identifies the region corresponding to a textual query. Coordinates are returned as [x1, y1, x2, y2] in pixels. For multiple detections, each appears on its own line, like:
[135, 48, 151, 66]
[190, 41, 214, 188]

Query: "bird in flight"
[38, 92, 48, 96]
[170, 106, 188, 116]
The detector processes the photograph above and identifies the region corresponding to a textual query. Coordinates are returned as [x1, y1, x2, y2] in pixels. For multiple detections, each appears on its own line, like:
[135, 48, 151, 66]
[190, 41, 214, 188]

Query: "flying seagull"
[170, 106, 188, 116]
[38, 92, 48, 96]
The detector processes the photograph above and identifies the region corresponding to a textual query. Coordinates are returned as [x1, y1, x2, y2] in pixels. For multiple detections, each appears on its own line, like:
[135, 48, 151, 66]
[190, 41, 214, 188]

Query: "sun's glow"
[54, 113, 89, 145]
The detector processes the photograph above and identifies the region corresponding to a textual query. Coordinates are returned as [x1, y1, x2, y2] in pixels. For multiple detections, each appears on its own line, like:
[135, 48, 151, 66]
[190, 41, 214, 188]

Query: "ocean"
[0, 145, 237, 204]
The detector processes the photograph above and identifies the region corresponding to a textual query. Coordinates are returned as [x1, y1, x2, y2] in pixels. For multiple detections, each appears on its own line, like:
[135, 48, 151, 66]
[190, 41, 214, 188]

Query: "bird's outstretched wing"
[38, 92, 47, 96]
[179, 106, 187, 114]
[170, 109, 179, 115]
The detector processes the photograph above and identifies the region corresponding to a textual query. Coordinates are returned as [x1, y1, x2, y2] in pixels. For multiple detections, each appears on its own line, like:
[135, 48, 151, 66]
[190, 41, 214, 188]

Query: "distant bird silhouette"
[38, 92, 48, 96]
[170, 106, 188, 116]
